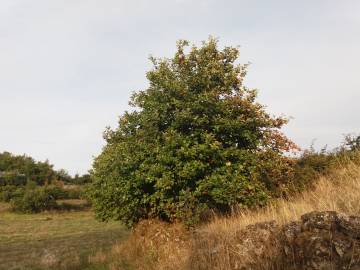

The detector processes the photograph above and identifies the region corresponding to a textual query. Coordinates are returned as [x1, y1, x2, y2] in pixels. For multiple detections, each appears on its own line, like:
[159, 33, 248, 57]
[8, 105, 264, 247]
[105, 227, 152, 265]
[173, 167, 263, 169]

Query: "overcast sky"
[0, 0, 359, 175]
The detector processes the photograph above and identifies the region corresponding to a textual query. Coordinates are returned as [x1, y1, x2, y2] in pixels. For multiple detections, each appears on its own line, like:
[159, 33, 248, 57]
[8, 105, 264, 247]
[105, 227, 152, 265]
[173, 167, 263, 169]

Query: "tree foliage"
[89, 38, 297, 227]
[0, 152, 90, 186]
[11, 186, 58, 213]
[0, 152, 57, 185]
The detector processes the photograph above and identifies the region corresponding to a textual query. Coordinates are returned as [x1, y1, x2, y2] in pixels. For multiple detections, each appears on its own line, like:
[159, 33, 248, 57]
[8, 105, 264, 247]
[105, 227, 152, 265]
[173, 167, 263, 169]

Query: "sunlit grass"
[0, 208, 128, 270]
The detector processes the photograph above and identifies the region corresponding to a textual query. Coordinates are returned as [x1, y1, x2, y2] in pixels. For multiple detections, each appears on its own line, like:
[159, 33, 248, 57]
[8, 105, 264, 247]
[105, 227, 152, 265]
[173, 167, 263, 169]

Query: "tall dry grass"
[89, 219, 191, 270]
[202, 154, 360, 234]
[90, 152, 360, 270]
[189, 153, 360, 269]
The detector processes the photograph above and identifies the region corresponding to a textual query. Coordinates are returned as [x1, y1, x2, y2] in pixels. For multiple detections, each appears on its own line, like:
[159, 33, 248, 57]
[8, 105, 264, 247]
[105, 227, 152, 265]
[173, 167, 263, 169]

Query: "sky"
[0, 0, 359, 175]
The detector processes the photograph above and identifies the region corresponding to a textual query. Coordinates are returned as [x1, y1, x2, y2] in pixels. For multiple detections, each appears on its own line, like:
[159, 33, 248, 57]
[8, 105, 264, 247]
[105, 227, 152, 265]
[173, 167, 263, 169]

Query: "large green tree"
[89, 38, 297, 226]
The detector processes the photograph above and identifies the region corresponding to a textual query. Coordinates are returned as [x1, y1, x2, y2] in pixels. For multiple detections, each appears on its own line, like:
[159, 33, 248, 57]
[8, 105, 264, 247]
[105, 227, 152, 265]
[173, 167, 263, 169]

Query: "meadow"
[0, 201, 128, 270]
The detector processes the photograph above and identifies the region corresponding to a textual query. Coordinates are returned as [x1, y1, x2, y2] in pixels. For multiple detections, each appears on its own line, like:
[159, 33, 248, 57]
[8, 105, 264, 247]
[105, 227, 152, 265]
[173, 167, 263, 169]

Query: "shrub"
[0, 189, 12, 202]
[290, 147, 336, 192]
[288, 135, 360, 193]
[11, 187, 57, 213]
[0, 186, 24, 202]
[65, 188, 83, 199]
[41, 185, 84, 200]
[45, 185, 68, 199]
[0, 171, 26, 186]
[88, 38, 297, 227]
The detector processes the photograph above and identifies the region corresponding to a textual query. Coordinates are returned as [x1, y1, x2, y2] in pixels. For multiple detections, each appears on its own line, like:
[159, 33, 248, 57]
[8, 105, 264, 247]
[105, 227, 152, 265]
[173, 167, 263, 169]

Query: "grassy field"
[0, 202, 129, 270]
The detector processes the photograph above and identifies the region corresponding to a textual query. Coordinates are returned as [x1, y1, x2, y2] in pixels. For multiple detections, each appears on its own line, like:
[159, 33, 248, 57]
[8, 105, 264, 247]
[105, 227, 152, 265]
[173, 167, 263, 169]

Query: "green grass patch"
[0, 209, 128, 270]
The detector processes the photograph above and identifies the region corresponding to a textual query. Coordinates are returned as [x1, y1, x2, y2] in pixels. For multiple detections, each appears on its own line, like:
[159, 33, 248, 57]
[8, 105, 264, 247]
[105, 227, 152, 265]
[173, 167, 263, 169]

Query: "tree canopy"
[0, 152, 56, 186]
[89, 38, 297, 227]
[0, 151, 90, 186]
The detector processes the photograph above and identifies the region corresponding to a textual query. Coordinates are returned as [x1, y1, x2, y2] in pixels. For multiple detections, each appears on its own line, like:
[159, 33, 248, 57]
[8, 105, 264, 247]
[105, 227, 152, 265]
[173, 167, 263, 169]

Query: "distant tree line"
[0, 152, 57, 186]
[0, 151, 90, 213]
[0, 152, 91, 186]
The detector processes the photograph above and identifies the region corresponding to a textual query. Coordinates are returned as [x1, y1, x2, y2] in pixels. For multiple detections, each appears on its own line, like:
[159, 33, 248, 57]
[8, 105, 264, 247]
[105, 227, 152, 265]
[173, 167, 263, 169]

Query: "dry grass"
[89, 219, 191, 270]
[56, 199, 88, 206]
[96, 152, 360, 270]
[0, 202, 10, 212]
[202, 157, 360, 235]
[189, 154, 360, 270]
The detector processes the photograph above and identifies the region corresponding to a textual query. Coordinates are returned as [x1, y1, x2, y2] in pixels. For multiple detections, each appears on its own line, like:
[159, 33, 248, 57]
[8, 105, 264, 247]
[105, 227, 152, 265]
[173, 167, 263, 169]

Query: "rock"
[300, 211, 338, 230]
[281, 211, 360, 270]
[191, 211, 360, 270]
[234, 220, 279, 261]
[191, 220, 280, 270]
[337, 215, 360, 239]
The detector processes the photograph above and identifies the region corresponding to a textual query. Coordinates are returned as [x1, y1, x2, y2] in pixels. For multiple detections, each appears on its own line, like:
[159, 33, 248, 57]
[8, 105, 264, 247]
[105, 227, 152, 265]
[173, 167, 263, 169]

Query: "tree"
[89, 38, 297, 227]
[0, 152, 57, 185]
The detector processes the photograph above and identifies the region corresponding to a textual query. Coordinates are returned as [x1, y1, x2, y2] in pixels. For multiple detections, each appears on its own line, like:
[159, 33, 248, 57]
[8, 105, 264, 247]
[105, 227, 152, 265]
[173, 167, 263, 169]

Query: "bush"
[88, 38, 297, 227]
[0, 189, 12, 202]
[65, 188, 83, 199]
[42, 185, 83, 200]
[291, 149, 335, 191]
[288, 137, 360, 194]
[0, 172, 26, 186]
[11, 187, 58, 213]
[45, 185, 68, 199]
[0, 186, 24, 202]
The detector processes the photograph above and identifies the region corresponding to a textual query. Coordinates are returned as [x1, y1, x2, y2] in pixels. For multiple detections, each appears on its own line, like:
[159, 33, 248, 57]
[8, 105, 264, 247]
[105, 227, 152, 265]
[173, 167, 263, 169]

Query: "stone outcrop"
[281, 211, 360, 270]
[190, 211, 360, 270]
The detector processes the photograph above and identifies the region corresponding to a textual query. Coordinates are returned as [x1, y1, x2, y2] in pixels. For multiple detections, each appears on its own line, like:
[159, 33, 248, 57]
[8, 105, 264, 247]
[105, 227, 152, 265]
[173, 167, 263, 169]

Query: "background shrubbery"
[0, 152, 57, 185]
[0, 152, 88, 213]
[11, 186, 57, 213]
[288, 135, 360, 194]
[45, 185, 84, 200]
[8, 185, 86, 213]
